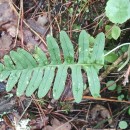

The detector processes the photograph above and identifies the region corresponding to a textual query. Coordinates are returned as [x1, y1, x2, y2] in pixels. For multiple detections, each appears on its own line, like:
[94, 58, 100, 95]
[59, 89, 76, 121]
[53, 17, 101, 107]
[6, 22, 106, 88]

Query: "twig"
[9, 0, 47, 47]
[66, 96, 130, 104]
[17, 99, 32, 123]
[99, 52, 128, 81]
[9, 0, 21, 48]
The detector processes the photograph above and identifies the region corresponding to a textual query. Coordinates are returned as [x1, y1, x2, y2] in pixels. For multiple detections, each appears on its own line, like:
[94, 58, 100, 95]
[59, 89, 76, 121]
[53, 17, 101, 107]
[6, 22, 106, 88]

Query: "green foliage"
[117, 94, 124, 101]
[105, 0, 130, 24]
[105, 25, 121, 40]
[0, 30, 105, 103]
[105, 25, 112, 39]
[105, 52, 118, 63]
[111, 25, 121, 40]
[118, 121, 128, 129]
[128, 108, 130, 115]
[106, 80, 117, 90]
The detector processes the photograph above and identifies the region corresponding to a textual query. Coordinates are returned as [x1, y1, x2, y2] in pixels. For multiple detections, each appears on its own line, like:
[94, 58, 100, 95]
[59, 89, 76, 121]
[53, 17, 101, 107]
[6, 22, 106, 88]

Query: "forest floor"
[0, 0, 130, 130]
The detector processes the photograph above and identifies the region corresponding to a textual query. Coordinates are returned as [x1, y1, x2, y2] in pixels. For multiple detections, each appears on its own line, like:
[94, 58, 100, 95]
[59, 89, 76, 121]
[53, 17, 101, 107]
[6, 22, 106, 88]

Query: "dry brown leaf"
[43, 118, 71, 130]
[0, 123, 6, 130]
[37, 14, 48, 27]
[0, 1, 16, 26]
[0, 0, 9, 3]
[43, 126, 53, 130]
[7, 25, 17, 37]
[0, 96, 16, 114]
[90, 104, 112, 125]
[0, 34, 12, 50]
[22, 29, 38, 45]
[29, 116, 48, 130]
[123, 65, 130, 86]
[60, 82, 73, 101]
[27, 19, 48, 36]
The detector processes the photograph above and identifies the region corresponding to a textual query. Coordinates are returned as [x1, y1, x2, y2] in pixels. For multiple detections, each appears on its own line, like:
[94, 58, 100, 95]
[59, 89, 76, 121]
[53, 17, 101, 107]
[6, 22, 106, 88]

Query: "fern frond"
[0, 30, 105, 103]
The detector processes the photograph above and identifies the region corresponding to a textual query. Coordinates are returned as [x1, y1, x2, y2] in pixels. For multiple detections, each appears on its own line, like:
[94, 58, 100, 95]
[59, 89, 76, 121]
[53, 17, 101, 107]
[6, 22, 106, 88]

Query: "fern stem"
[104, 43, 130, 56]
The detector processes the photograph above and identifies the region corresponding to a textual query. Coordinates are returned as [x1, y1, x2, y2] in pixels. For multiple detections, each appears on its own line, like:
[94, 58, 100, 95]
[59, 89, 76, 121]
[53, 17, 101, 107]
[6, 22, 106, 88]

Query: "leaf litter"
[0, 0, 130, 129]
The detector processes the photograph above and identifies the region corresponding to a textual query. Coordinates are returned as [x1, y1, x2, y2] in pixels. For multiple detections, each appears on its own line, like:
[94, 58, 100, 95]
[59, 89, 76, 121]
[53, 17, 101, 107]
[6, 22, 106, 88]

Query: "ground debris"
[90, 104, 112, 125]
[43, 118, 71, 130]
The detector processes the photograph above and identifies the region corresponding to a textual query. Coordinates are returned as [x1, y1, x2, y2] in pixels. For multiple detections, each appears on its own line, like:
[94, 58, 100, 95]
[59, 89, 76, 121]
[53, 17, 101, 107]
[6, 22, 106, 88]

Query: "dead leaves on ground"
[89, 104, 113, 126]
[43, 118, 71, 130]
[0, 0, 49, 58]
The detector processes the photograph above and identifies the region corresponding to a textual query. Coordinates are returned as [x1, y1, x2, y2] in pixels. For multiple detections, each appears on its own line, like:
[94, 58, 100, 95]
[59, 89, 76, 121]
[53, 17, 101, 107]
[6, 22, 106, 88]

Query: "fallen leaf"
[7, 26, 17, 37]
[90, 104, 112, 125]
[37, 13, 48, 27]
[0, 1, 16, 26]
[29, 116, 48, 129]
[123, 65, 130, 86]
[0, 33, 12, 50]
[0, 96, 16, 114]
[27, 19, 48, 36]
[43, 118, 71, 130]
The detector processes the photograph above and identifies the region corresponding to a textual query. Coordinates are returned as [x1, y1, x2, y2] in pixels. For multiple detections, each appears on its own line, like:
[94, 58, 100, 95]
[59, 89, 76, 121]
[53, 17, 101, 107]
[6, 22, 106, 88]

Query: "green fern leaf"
[33, 46, 48, 66]
[26, 68, 43, 96]
[78, 30, 89, 63]
[0, 63, 4, 72]
[6, 70, 21, 92]
[0, 30, 105, 103]
[91, 32, 105, 64]
[16, 69, 33, 96]
[60, 31, 74, 64]
[71, 66, 83, 103]
[38, 67, 55, 98]
[85, 66, 101, 97]
[47, 35, 61, 64]
[53, 65, 68, 99]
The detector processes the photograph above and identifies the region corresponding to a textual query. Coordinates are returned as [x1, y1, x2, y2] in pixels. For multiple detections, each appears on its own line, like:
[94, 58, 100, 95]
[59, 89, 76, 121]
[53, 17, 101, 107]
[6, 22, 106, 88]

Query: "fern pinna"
[0, 30, 105, 103]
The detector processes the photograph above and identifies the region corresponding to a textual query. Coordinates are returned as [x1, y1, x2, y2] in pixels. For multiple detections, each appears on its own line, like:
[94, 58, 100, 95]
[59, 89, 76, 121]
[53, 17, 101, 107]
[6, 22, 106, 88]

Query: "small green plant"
[117, 94, 124, 101]
[105, 52, 118, 63]
[128, 108, 130, 115]
[105, 25, 121, 40]
[105, 0, 130, 24]
[0, 30, 105, 103]
[105, 0, 130, 72]
[106, 80, 117, 91]
[111, 25, 121, 40]
[118, 120, 128, 129]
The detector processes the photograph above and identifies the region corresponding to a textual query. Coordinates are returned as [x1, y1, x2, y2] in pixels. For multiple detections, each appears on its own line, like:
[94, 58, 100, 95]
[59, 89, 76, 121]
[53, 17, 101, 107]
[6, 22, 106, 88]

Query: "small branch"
[99, 52, 128, 81]
[66, 96, 130, 104]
